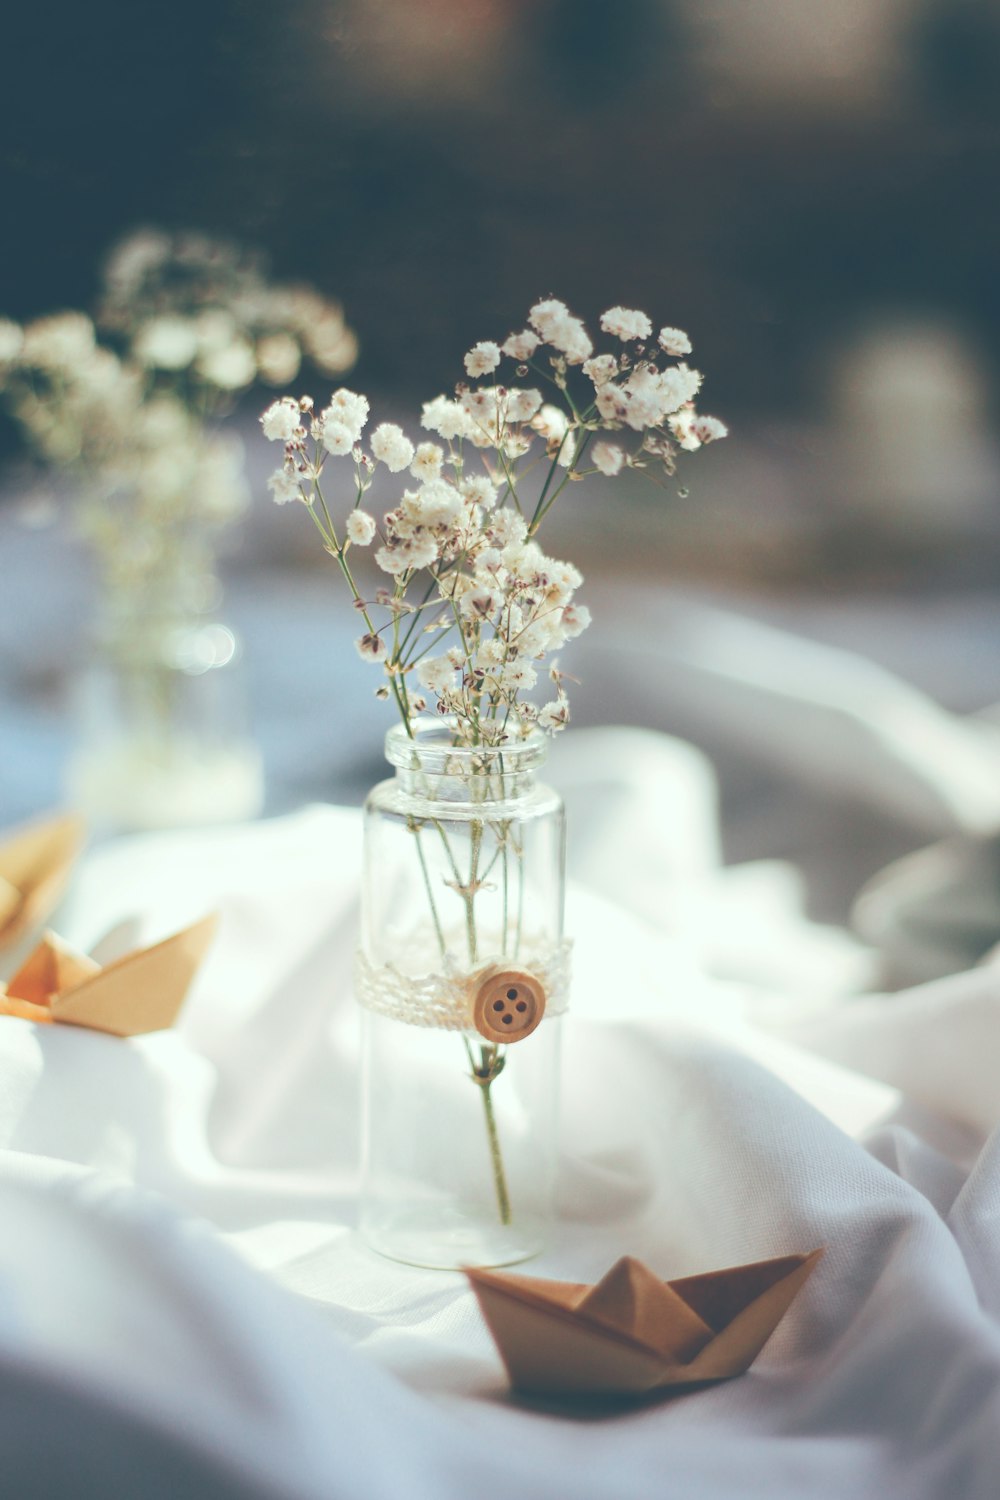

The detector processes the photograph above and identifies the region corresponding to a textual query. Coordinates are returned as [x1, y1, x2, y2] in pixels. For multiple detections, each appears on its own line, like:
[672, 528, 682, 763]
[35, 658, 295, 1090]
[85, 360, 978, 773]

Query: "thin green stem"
[465, 1038, 512, 1225]
[398, 577, 442, 655]
[407, 818, 447, 957]
[528, 443, 567, 533]
[479, 1075, 511, 1225]
[464, 817, 483, 966]
[501, 830, 510, 955]
[514, 830, 526, 959]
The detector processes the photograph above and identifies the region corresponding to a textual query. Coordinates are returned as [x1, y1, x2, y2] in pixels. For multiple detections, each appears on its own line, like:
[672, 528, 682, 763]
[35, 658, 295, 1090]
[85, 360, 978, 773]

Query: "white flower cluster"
[0, 226, 361, 659]
[98, 229, 358, 411]
[0, 310, 251, 629]
[261, 295, 725, 744]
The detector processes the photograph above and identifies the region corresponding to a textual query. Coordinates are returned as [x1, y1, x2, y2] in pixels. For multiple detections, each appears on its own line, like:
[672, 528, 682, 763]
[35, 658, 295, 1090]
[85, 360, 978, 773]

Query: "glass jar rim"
[384, 716, 549, 774]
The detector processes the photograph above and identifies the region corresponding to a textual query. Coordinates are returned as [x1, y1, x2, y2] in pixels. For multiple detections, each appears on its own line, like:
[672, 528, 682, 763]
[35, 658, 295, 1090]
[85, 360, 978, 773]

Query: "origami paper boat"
[0, 915, 217, 1036]
[467, 1247, 823, 1398]
[0, 812, 86, 951]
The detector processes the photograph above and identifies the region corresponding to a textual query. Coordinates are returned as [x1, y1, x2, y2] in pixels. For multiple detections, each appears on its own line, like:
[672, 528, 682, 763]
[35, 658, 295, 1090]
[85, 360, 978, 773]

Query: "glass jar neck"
[386, 719, 547, 804]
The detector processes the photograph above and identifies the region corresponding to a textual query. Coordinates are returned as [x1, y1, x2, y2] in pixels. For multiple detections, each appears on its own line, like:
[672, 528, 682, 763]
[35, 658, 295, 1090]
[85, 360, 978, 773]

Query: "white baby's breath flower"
[557, 434, 579, 468]
[544, 557, 583, 602]
[421, 395, 474, 441]
[595, 383, 628, 424]
[410, 441, 444, 481]
[560, 602, 591, 638]
[255, 332, 302, 385]
[591, 442, 624, 476]
[375, 531, 439, 576]
[268, 467, 302, 504]
[503, 432, 532, 460]
[134, 316, 199, 371]
[528, 299, 571, 338]
[401, 478, 463, 529]
[461, 386, 499, 428]
[583, 353, 618, 387]
[501, 329, 540, 360]
[669, 409, 699, 451]
[197, 340, 256, 390]
[658, 326, 693, 357]
[324, 388, 370, 442]
[459, 585, 502, 622]
[260, 397, 301, 442]
[416, 655, 458, 694]
[488, 509, 528, 550]
[371, 423, 415, 473]
[502, 538, 543, 582]
[531, 405, 570, 445]
[497, 660, 538, 692]
[600, 307, 652, 342]
[464, 341, 501, 378]
[618, 369, 665, 431]
[548, 313, 592, 364]
[346, 508, 377, 545]
[610, 363, 703, 432]
[653, 363, 703, 418]
[322, 420, 355, 457]
[692, 415, 728, 443]
[473, 638, 506, 672]
[355, 632, 387, 662]
[505, 388, 543, 423]
[514, 612, 557, 656]
[461, 474, 498, 510]
[538, 700, 570, 732]
[669, 410, 727, 450]
[526, 300, 593, 364]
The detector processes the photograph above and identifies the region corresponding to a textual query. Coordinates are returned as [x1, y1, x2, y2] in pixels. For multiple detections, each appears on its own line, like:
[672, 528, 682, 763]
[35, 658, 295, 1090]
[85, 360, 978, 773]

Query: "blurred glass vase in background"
[0, 227, 359, 831]
[67, 614, 263, 833]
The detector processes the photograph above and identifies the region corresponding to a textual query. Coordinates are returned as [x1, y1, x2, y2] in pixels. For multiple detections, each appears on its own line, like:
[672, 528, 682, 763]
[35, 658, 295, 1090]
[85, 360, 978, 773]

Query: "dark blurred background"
[5, 0, 1000, 584]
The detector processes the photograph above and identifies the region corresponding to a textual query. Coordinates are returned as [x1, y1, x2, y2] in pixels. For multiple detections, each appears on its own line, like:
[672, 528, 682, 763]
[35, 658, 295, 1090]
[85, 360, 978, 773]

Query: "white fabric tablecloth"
[4, 725, 1000, 1499]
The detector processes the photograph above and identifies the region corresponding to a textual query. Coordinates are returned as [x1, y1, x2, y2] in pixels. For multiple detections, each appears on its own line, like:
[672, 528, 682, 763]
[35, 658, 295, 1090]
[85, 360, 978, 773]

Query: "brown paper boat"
[0, 812, 86, 950]
[466, 1248, 823, 1398]
[0, 915, 218, 1035]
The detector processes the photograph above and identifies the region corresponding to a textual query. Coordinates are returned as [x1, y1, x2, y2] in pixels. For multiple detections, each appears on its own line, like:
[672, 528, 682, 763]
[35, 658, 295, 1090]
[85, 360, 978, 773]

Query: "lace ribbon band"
[354, 940, 572, 1031]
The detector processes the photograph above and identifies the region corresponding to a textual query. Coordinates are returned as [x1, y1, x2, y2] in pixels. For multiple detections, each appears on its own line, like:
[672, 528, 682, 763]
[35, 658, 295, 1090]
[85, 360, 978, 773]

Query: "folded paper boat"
[0, 915, 218, 1036]
[466, 1248, 823, 1398]
[0, 813, 86, 950]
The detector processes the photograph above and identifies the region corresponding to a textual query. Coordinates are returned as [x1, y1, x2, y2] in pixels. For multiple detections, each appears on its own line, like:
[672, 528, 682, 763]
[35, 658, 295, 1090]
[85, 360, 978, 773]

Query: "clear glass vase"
[358, 719, 568, 1270]
[66, 617, 264, 833]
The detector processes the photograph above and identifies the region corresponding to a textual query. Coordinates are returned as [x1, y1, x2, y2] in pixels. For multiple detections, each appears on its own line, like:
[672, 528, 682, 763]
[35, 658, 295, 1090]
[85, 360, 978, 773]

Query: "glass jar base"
[361, 1208, 548, 1271]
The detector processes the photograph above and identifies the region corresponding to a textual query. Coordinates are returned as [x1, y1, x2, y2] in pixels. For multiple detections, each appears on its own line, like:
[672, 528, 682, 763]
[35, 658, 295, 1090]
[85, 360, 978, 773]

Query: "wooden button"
[472, 968, 546, 1044]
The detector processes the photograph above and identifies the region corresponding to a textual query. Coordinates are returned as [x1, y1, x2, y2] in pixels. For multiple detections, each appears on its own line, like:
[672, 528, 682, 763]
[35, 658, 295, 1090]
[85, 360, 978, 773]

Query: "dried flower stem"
[464, 1035, 512, 1225]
